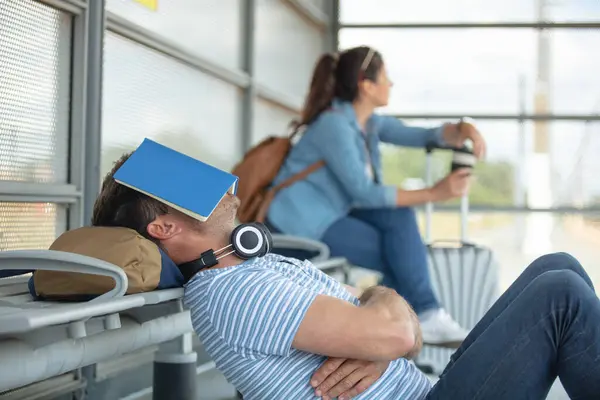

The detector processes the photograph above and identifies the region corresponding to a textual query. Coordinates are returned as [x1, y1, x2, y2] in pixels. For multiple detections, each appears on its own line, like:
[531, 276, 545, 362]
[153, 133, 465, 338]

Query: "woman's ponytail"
[290, 52, 338, 134]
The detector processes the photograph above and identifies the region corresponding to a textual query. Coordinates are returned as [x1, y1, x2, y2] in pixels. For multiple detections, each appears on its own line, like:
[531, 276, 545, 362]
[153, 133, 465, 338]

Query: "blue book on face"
[113, 138, 238, 222]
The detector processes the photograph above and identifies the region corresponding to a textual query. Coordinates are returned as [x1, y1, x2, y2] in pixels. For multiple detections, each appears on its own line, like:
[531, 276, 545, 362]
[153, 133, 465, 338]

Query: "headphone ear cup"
[230, 223, 268, 259]
[255, 222, 272, 254]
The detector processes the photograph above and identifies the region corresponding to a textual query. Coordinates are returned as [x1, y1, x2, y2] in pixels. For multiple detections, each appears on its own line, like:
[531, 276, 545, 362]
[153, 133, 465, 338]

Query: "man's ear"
[147, 215, 183, 241]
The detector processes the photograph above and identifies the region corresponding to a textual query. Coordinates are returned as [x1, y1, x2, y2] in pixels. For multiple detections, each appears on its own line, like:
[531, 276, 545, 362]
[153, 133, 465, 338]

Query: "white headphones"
[179, 222, 273, 282]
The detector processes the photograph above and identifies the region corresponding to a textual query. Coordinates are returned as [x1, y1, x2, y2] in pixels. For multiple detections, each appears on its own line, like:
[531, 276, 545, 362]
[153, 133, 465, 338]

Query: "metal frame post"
[329, 0, 340, 52]
[82, 0, 105, 225]
[240, 0, 257, 153]
[281, 0, 328, 29]
[68, 3, 88, 230]
[153, 332, 198, 400]
[78, 3, 107, 395]
[424, 150, 433, 242]
[340, 21, 600, 29]
[388, 113, 600, 121]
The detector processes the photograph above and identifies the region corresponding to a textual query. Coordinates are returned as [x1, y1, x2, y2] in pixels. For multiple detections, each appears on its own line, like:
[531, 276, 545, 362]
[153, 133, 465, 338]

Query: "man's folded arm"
[343, 284, 363, 298]
[292, 286, 421, 361]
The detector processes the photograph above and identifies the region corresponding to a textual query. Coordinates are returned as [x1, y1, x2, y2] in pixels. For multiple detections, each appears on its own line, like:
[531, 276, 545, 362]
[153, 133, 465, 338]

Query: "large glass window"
[382, 119, 521, 207]
[254, 0, 325, 101]
[252, 99, 298, 145]
[106, 0, 242, 69]
[341, 0, 600, 213]
[340, 28, 536, 115]
[340, 0, 600, 24]
[0, 0, 71, 183]
[548, 121, 600, 208]
[551, 30, 600, 114]
[382, 120, 600, 208]
[341, 0, 600, 320]
[0, 202, 66, 251]
[340, 28, 600, 116]
[0, 0, 72, 251]
[101, 33, 242, 178]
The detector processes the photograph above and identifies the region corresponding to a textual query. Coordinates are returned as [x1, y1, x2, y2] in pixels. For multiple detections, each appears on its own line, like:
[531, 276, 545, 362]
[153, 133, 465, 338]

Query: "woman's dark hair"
[292, 46, 384, 131]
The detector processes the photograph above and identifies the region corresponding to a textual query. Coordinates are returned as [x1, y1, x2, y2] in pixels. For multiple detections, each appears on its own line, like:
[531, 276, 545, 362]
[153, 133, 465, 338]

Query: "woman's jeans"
[428, 252, 600, 399]
[321, 207, 440, 314]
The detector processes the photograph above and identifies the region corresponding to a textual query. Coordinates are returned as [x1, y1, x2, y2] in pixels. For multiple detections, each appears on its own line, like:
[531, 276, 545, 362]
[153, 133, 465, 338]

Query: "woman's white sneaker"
[418, 308, 469, 348]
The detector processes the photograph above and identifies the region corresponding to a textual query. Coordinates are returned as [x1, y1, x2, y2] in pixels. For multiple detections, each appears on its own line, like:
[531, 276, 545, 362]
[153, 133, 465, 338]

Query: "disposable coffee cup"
[451, 148, 476, 172]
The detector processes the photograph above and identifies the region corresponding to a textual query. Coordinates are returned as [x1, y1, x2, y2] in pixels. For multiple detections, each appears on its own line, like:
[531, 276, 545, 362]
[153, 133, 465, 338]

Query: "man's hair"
[91, 152, 169, 241]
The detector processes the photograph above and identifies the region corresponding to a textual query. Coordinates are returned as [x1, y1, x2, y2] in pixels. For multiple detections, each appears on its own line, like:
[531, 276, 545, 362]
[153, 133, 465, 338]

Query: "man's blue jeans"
[428, 252, 600, 399]
[321, 208, 440, 314]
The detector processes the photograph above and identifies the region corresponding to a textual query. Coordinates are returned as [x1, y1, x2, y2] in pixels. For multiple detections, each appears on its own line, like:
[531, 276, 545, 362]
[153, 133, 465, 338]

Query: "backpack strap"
[273, 160, 325, 191]
[277, 106, 344, 191]
[254, 115, 331, 222]
[255, 160, 325, 223]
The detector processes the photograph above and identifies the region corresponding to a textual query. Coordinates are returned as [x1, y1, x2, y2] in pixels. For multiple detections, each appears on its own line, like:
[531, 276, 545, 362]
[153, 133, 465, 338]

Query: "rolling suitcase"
[416, 144, 501, 374]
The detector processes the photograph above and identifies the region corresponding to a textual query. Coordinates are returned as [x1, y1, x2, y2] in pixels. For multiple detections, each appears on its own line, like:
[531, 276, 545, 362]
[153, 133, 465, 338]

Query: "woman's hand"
[443, 121, 486, 160]
[430, 168, 472, 202]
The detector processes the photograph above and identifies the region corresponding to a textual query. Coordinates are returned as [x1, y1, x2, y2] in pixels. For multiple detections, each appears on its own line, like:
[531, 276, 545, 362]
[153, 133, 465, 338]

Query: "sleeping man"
[92, 153, 600, 399]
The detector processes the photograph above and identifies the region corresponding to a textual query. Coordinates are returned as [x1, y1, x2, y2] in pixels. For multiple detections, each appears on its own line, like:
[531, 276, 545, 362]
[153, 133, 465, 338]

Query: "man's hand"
[360, 286, 423, 360]
[310, 357, 389, 400]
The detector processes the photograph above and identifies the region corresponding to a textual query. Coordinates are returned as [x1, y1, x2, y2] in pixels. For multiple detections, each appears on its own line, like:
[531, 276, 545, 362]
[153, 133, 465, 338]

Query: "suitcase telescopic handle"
[424, 141, 471, 244]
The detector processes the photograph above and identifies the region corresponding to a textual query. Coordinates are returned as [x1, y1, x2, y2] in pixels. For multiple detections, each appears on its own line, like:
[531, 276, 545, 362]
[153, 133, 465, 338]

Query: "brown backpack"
[231, 130, 324, 223]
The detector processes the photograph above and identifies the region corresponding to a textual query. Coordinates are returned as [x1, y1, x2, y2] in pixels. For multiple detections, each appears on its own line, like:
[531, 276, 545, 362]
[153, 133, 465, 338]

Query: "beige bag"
[34, 226, 162, 299]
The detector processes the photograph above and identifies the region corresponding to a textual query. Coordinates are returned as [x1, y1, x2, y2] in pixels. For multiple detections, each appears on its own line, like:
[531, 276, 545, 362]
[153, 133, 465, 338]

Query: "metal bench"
[0, 235, 350, 398]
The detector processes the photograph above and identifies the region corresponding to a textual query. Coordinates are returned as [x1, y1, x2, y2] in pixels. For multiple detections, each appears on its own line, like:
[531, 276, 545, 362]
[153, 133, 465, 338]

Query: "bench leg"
[153, 333, 198, 400]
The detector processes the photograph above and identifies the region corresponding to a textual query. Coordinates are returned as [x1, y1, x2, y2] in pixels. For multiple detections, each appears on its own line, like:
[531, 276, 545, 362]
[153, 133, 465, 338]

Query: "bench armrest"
[314, 257, 350, 284]
[0, 250, 128, 301]
[314, 257, 348, 271]
[271, 234, 330, 262]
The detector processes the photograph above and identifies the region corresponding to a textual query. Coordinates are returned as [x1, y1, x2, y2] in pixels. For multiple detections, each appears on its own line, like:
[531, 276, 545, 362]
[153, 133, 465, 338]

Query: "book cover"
[113, 138, 238, 222]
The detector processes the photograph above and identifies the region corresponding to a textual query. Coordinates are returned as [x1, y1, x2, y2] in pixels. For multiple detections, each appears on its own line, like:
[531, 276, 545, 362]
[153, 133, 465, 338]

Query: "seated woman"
[265, 46, 486, 346]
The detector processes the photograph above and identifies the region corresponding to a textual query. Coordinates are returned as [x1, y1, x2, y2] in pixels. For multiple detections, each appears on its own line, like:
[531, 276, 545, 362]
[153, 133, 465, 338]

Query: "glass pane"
[340, 0, 600, 23]
[548, 121, 600, 208]
[340, 28, 600, 116]
[106, 0, 242, 69]
[551, 30, 600, 114]
[0, 202, 66, 251]
[382, 119, 600, 209]
[255, 0, 325, 99]
[101, 33, 242, 179]
[339, 28, 538, 115]
[381, 119, 521, 207]
[417, 211, 600, 292]
[252, 99, 298, 145]
[0, 0, 71, 183]
[550, 0, 600, 21]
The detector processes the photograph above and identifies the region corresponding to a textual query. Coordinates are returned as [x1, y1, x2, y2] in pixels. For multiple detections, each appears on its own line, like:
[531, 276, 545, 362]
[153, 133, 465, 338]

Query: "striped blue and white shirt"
[184, 254, 432, 399]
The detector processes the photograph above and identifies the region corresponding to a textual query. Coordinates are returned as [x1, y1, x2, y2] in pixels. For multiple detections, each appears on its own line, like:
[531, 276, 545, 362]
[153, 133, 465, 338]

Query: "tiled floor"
[195, 369, 238, 400]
